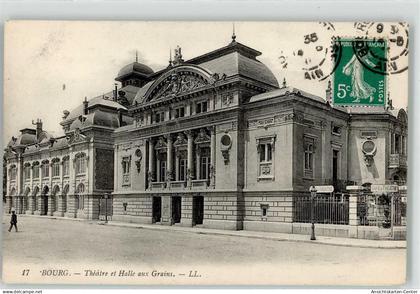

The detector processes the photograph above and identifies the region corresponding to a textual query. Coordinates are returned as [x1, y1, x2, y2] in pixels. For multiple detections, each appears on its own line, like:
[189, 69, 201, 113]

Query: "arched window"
[76, 183, 85, 210]
[24, 163, 31, 181]
[62, 184, 69, 213]
[41, 160, 50, 178]
[62, 156, 70, 176]
[52, 159, 60, 177]
[52, 185, 60, 212]
[32, 162, 40, 178]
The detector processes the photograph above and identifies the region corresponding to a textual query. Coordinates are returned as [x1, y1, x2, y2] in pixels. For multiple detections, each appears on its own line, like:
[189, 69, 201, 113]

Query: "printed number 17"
[22, 269, 30, 276]
[337, 84, 351, 99]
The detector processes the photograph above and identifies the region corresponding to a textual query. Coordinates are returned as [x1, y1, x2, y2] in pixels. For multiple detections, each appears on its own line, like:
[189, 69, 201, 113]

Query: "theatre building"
[5, 35, 408, 237]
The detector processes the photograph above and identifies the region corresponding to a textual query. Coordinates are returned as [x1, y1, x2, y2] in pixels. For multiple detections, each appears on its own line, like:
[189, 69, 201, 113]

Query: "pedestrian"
[8, 210, 18, 232]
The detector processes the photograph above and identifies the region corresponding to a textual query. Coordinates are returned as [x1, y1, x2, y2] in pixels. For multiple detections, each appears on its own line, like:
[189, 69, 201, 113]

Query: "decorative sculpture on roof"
[173, 45, 184, 66]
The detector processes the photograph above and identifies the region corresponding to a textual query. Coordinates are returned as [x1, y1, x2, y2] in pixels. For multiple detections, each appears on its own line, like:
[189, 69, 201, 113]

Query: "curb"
[105, 221, 407, 249]
[13, 214, 406, 249]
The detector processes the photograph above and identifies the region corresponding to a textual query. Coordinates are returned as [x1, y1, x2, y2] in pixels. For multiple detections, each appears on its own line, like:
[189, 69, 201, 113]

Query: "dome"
[116, 62, 154, 80]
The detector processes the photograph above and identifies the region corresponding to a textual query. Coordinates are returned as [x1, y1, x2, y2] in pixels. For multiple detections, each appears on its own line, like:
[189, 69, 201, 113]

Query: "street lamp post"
[104, 193, 109, 224]
[309, 186, 317, 240]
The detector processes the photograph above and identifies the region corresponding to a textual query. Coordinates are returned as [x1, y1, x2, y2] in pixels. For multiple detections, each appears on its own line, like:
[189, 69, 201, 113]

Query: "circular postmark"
[352, 38, 388, 75]
[353, 22, 409, 75]
[291, 22, 342, 81]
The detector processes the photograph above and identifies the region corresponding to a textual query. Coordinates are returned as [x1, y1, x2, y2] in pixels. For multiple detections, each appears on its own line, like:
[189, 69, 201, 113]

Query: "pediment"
[144, 65, 215, 102]
[68, 128, 88, 145]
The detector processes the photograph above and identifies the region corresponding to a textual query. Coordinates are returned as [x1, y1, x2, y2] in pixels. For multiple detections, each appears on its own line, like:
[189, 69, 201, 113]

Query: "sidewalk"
[14, 214, 406, 249]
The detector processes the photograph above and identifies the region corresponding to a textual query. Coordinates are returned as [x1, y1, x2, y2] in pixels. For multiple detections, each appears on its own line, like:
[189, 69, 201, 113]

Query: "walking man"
[8, 210, 18, 232]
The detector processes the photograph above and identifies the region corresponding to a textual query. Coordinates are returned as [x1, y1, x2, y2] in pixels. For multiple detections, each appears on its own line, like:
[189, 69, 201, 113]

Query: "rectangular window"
[257, 137, 275, 179]
[196, 101, 208, 114]
[174, 107, 185, 118]
[304, 137, 315, 178]
[52, 162, 60, 177]
[122, 157, 131, 185]
[200, 148, 211, 179]
[259, 143, 272, 162]
[179, 159, 187, 181]
[154, 111, 165, 123]
[160, 160, 167, 182]
[63, 160, 69, 176]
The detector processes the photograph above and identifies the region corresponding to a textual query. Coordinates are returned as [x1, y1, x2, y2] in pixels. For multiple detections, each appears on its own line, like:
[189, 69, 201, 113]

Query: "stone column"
[175, 151, 180, 181]
[186, 131, 193, 188]
[196, 148, 201, 180]
[348, 193, 358, 238]
[166, 134, 173, 182]
[148, 139, 155, 187]
[209, 126, 216, 188]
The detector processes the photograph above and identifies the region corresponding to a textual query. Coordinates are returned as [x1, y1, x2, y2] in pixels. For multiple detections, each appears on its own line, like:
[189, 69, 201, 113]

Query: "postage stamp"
[333, 38, 387, 106]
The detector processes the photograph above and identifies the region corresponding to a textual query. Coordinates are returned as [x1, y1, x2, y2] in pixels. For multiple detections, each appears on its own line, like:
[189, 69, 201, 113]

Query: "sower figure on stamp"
[8, 210, 18, 232]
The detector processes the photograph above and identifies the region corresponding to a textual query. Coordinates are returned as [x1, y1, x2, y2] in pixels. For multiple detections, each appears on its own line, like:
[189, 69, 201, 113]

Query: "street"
[2, 216, 406, 285]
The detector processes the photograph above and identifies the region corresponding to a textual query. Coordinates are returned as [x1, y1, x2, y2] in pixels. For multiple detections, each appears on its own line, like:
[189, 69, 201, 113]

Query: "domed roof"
[63, 95, 127, 123]
[12, 133, 38, 147]
[69, 110, 120, 131]
[116, 62, 154, 80]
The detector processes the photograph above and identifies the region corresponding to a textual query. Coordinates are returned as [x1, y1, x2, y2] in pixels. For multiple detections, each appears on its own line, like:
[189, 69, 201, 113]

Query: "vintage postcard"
[2, 21, 408, 285]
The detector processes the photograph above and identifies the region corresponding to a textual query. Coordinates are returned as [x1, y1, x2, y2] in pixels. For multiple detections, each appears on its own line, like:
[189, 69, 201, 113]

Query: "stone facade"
[4, 37, 408, 239]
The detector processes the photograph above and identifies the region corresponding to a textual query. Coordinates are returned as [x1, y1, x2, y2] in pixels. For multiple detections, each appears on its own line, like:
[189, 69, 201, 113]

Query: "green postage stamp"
[333, 38, 387, 106]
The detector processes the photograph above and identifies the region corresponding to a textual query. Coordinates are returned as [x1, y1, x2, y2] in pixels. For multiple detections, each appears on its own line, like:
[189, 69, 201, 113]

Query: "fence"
[357, 193, 406, 227]
[293, 194, 349, 225]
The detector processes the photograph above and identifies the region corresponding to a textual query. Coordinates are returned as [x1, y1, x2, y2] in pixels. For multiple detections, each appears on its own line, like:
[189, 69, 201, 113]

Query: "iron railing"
[293, 195, 349, 225]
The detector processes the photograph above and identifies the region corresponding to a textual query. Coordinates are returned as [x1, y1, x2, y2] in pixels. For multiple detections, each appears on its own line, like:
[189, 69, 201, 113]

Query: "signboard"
[399, 185, 407, 191]
[370, 184, 398, 193]
[401, 196, 407, 203]
[313, 185, 334, 193]
[346, 185, 364, 191]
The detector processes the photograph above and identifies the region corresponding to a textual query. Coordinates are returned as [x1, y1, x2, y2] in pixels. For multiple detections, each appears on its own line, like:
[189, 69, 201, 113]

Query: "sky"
[3, 21, 409, 143]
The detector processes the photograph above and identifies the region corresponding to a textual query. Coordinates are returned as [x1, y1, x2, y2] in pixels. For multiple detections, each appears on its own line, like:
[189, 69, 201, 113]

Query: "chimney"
[32, 119, 43, 139]
[117, 109, 123, 127]
[114, 83, 118, 101]
[83, 97, 88, 115]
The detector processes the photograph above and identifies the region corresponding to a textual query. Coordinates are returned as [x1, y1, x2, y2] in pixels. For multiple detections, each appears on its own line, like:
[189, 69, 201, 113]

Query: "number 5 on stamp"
[333, 38, 387, 106]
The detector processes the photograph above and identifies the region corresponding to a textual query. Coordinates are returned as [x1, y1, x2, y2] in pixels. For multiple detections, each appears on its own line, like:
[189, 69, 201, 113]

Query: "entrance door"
[192, 196, 204, 225]
[152, 197, 162, 223]
[171, 196, 182, 224]
[43, 196, 48, 215]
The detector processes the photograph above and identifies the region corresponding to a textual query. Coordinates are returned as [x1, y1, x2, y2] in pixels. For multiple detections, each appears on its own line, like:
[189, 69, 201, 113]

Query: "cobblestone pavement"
[2, 216, 406, 285]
